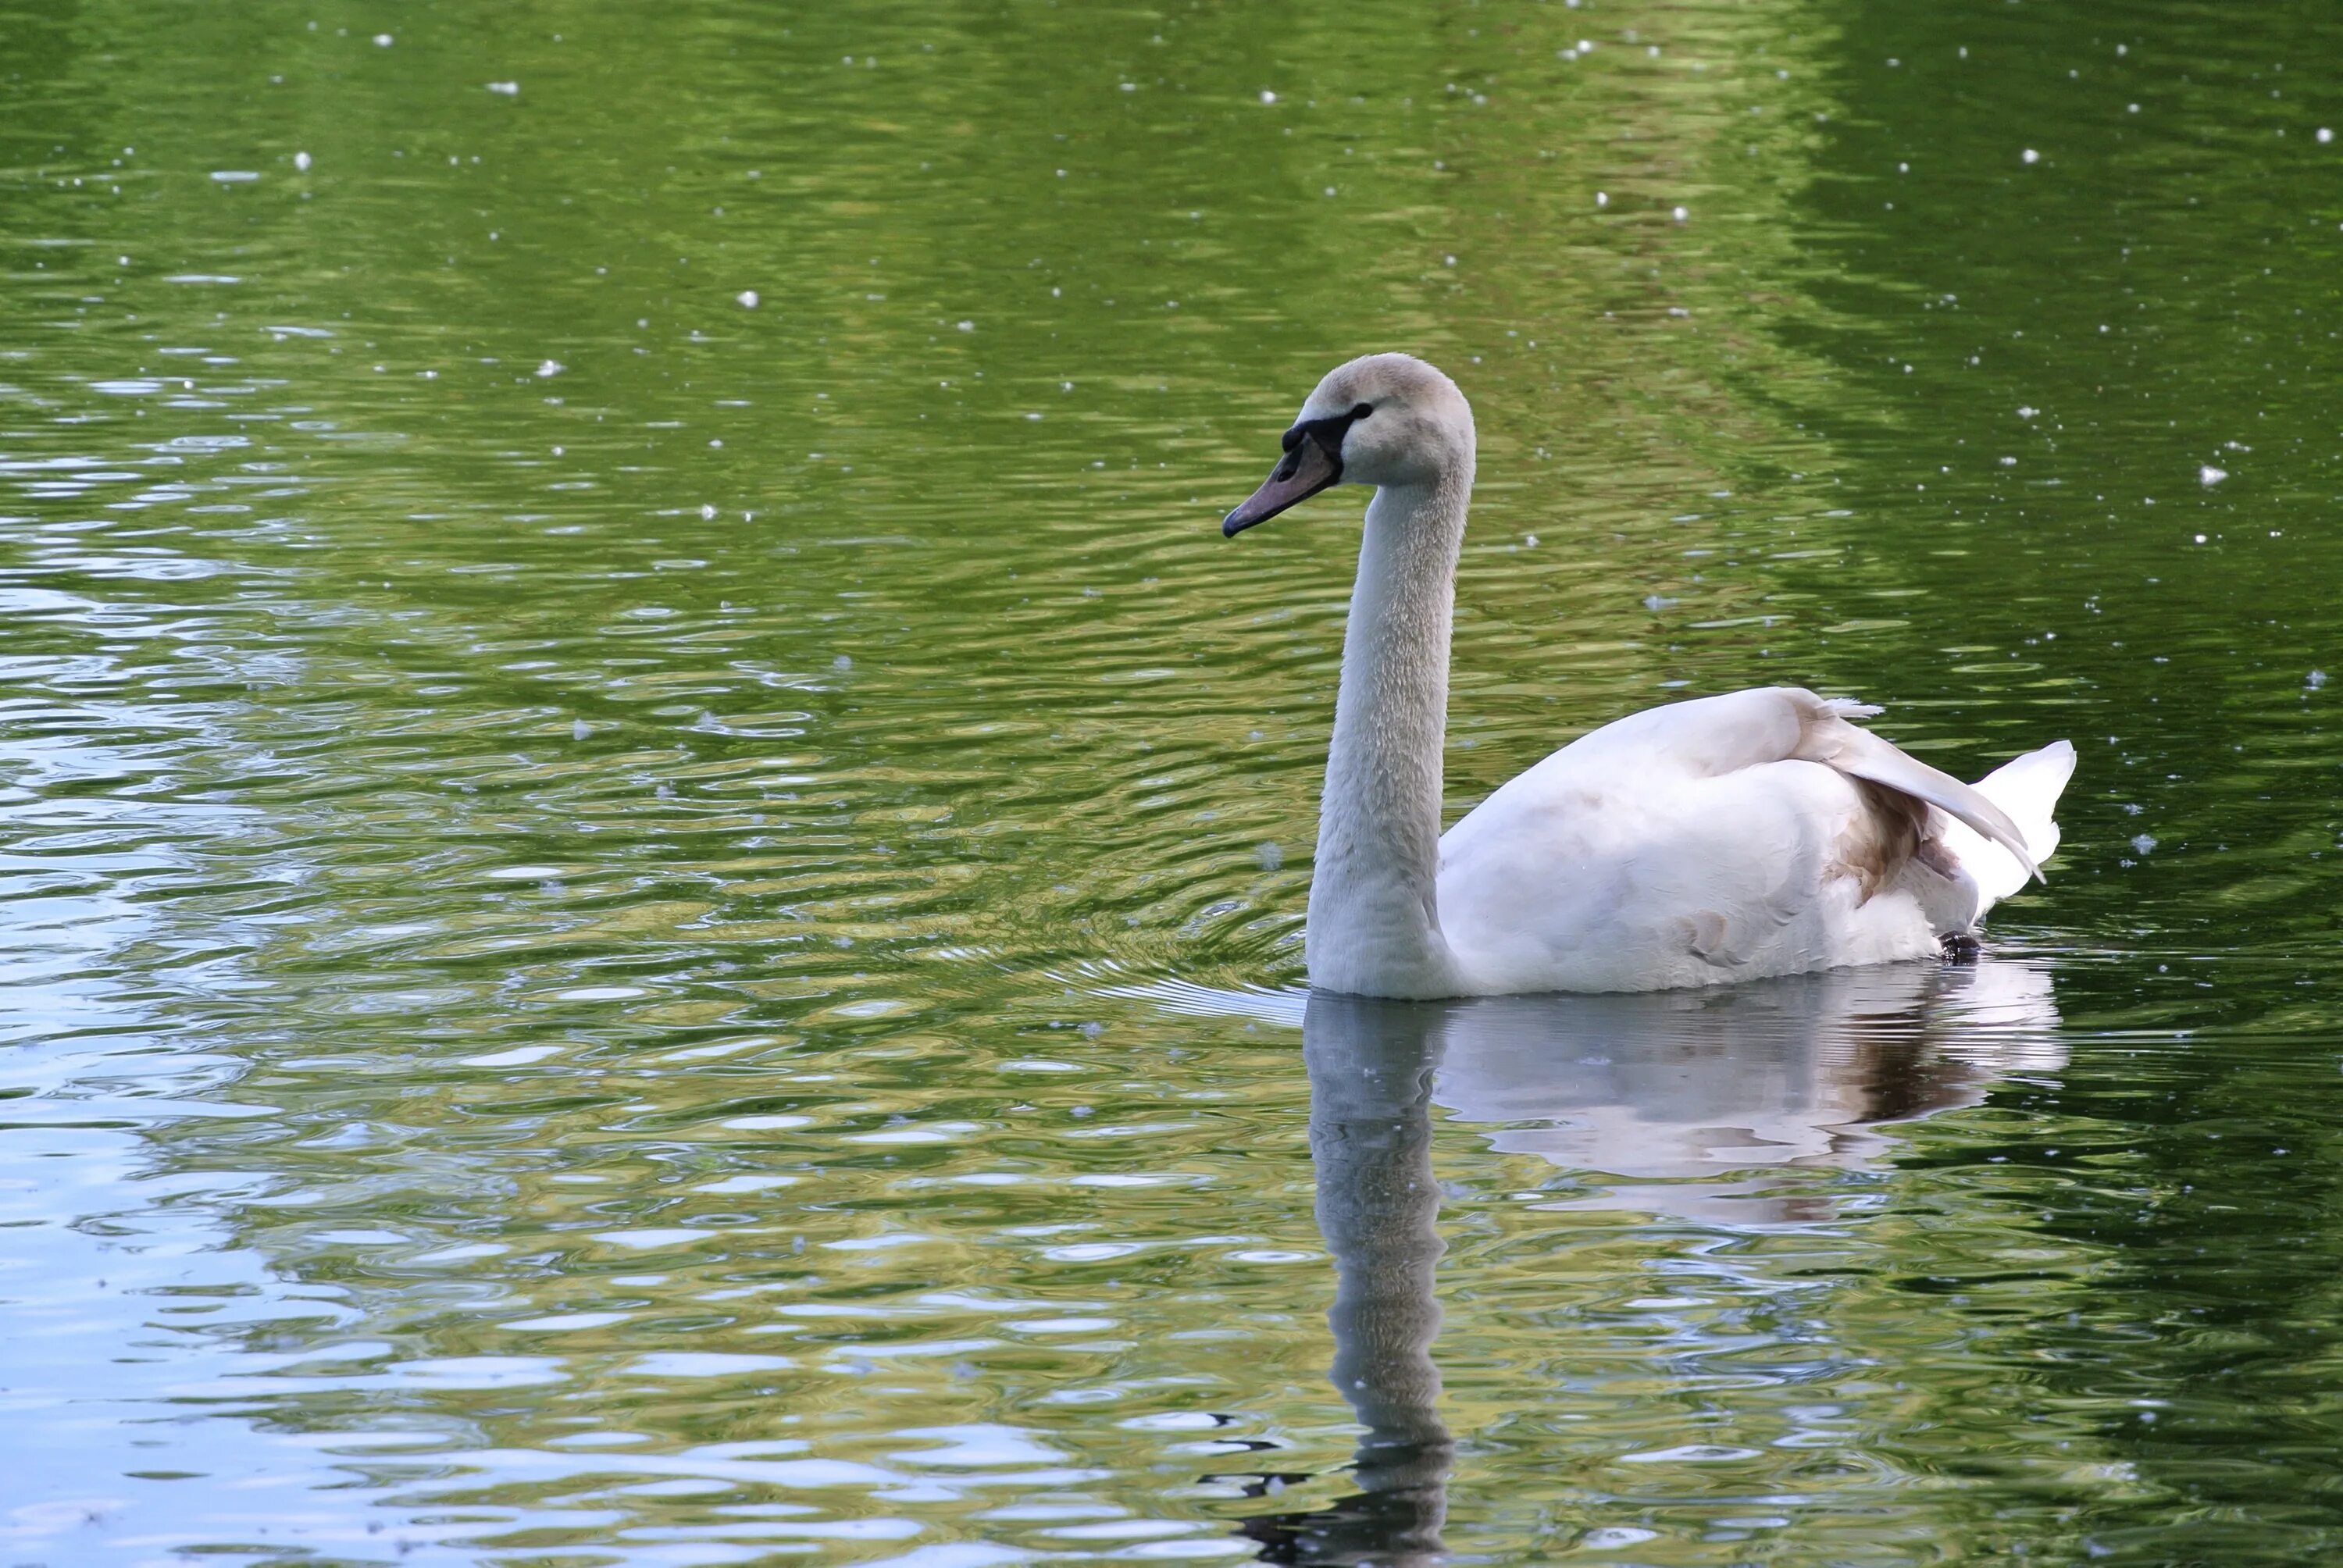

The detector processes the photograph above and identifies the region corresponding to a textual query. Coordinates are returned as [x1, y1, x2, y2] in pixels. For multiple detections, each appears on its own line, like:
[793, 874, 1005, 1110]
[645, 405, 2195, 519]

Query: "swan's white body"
[1428, 687, 2070, 995]
[1223, 354, 2074, 1000]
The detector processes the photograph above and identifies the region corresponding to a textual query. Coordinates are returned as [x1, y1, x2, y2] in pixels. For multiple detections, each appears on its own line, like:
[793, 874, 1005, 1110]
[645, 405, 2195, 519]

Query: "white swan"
[1221, 353, 2074, 999]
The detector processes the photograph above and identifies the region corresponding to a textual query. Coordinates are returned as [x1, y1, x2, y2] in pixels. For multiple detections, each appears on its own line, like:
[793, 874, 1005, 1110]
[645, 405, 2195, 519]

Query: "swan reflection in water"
[1169, 959, 2064, 1566]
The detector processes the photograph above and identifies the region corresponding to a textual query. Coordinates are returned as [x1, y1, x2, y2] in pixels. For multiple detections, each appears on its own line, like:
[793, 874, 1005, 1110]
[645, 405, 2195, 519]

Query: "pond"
[5, 0, 2342, 1561]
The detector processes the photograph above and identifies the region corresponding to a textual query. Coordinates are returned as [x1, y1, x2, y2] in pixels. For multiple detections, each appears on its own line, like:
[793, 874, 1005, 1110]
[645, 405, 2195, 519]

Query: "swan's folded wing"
[1459, 686, 2038, 883]
[1792, 709, 2041, 883]
[1546, 686, 1834, 777]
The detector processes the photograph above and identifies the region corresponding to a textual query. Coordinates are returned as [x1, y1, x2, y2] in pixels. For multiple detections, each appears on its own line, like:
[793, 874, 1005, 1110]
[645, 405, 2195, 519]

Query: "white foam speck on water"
[2322, 128, 2336, 144]
[699, 504, 716, 519]
[2200, 465, 2227, 486]
[487, 80, 519, 96]
[2131, 834, 2159, 855]
[536, 359, 563, 377]
[1672, 205, 1689, 221]
[736, 289, 758, 308]
[2308, 669, 2328, 690]
[209, 170, 259, 183]
[1259, 89, 1278, 103]
[1595, 190, 1607, 206]
[293, 151, 311, 172]
[2022, 148, 2041, 164]
[373, 32, 392, 46]
[2193, 533, 2209, 543]
[571, 718, 590, 740]
[2018, 405, 2038, 418]
[1254, 841, 1283, 871]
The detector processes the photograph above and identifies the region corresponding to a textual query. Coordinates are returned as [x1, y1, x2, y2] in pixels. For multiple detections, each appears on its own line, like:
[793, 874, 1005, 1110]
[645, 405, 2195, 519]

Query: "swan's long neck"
[1307, 467, 1471, 998]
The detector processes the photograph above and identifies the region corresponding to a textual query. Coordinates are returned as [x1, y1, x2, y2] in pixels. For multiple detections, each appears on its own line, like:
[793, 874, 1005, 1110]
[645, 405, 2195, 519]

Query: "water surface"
[5, 0, 2343, 1561]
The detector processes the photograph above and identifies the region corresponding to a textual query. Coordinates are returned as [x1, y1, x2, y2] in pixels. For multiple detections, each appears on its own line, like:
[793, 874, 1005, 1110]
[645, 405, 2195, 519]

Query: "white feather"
[1939, 739, 2077, 909]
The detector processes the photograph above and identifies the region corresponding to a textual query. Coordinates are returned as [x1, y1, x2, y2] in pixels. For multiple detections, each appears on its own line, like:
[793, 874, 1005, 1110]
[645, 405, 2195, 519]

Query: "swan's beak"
[1223, 434, 1342, 536]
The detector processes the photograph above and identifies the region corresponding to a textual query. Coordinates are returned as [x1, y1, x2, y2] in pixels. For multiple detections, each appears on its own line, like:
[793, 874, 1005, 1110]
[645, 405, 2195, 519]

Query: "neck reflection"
[1242, 992, 1453, 1567]
[1235, 959, 2061, 1563]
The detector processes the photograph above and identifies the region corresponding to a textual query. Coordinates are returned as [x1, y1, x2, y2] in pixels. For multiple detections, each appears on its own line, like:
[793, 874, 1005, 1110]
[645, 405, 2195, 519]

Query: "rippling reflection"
[9, 0, 2343, 1555]
[1242, 961, 2060, 1563]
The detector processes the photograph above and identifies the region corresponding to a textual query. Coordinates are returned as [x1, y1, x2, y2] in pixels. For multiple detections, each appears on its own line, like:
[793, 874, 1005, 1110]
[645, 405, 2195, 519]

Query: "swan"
[1221, 353, 2075, 999]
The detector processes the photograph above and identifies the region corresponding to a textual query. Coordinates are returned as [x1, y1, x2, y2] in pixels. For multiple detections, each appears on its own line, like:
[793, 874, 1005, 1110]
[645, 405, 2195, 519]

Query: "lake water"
[5, 0, 2342, 1561]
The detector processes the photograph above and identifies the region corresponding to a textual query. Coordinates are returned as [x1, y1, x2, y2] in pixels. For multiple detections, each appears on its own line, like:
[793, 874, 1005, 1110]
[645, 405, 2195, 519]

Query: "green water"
[5, 0, 2343, 1561]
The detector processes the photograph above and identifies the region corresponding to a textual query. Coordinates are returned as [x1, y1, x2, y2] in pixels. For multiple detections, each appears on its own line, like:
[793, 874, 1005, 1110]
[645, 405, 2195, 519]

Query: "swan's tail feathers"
[1798, 715, 2042, 884]
[1951, 739, 2077, 906]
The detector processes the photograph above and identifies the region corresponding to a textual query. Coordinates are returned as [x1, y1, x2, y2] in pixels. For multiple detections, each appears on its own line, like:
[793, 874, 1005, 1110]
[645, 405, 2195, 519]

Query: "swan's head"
[1223, 353, 1473, 537]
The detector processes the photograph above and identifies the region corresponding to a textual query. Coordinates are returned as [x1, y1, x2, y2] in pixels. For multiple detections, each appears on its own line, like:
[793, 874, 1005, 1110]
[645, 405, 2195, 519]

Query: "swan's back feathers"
[1541, 686, 1813, 777]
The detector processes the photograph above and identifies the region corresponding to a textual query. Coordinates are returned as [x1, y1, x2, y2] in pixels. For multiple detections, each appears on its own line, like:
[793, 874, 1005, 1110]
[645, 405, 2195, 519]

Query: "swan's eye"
[1351, 402, 1374, 421]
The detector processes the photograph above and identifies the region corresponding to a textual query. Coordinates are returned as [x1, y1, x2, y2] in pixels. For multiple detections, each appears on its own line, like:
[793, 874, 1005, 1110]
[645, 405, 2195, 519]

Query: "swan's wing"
[1789, 698, 2043, 883]
[1489, 687, 2038, 881]
[1528, 684, 1820, 777]
[1443, 684, 2052, 881]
